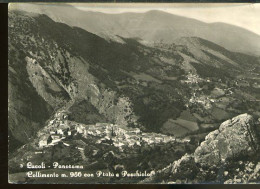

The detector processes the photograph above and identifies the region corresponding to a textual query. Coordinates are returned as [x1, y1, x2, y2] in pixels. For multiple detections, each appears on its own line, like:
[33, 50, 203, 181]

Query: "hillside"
[9, 3, 260, 56]
[8, 10, 260, 151]
[8, 9, 260, 184]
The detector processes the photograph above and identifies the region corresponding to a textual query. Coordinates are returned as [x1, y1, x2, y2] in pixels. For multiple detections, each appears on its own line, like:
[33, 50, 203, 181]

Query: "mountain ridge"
[10, 3, 260, 56]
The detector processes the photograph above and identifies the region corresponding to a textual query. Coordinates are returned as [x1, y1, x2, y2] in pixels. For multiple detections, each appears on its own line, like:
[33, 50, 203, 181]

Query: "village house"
[127, 139, 136, 147]
[95, 123, 108, 127]
[87, 130, 94, 135]
[64, 130, 72, 136]
[154, 137, 163, 143]
[76, 125, 84, 134]
[114, 127, 127, 136]
[130, 128, 141, 134]
[51, 134, 61, 140]
[142, 136, 154, 144]
[56, 129, 64, 135]
[64, 114, 68, 120]
[51, 139, 62, 145]
[38, 135, 51, 147]
[69, 129, 77, 136]
[49, 120, 55, 125]
[163, 136, 175, 143]
[136, 141, 141, 146]
[56, 111, 68, 121]
[183, 138, 191, 143]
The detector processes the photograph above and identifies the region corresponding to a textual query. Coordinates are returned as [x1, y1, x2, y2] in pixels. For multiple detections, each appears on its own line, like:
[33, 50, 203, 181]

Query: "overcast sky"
[74, 3, 260, 36]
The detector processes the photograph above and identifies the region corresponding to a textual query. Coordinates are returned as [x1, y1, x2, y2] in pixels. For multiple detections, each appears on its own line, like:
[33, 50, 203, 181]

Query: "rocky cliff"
[144, 114, 260, 183]
[194, 113, 260, 166]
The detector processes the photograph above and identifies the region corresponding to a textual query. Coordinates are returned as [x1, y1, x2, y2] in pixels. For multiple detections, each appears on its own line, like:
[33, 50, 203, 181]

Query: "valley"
[8, 8, 260, 184]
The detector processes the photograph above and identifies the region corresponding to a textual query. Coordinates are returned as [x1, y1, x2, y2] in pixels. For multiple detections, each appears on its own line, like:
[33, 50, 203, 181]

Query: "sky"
[74, 3, 260, 36]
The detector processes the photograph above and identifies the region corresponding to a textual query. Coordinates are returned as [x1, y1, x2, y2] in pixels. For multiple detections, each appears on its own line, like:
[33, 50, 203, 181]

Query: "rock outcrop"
[194, 113, 260, 166]
[143, 114, 260, 183]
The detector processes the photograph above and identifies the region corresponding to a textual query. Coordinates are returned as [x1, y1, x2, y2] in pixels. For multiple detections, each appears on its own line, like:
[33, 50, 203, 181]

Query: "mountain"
[8, 7, 260, 184]
[8, 10, 260, 152]
[9, 3, 260, 56]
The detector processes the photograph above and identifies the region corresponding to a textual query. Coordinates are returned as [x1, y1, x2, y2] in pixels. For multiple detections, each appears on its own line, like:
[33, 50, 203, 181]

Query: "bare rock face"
[141, 114, 260, 183]
[170, 154, 194, 174]
[194, 114, 260, 166]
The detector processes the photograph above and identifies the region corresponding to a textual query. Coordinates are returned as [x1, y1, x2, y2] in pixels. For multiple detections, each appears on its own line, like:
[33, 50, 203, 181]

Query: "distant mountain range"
[10, 3, 260, 56]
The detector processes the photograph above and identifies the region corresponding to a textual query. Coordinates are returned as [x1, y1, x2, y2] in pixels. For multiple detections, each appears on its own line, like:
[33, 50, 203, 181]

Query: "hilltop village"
[37, 110, 184, 150]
